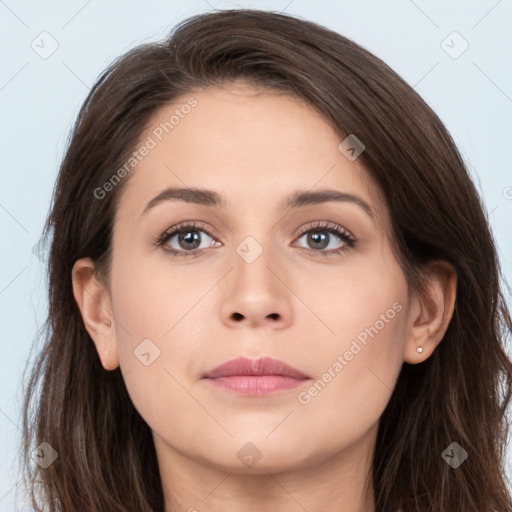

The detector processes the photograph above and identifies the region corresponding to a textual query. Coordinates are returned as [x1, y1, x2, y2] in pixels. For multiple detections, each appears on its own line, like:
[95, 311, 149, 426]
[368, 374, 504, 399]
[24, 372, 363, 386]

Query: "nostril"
[232, 312, 244, 321]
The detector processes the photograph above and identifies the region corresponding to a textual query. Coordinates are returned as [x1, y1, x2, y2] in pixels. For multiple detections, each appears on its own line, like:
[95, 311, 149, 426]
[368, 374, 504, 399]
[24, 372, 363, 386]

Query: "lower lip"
[204, 375, 309, 396]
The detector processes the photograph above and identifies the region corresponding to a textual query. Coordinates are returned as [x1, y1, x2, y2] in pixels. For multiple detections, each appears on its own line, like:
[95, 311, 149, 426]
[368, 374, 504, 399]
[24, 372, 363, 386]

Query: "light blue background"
[1, 0, 511, 508]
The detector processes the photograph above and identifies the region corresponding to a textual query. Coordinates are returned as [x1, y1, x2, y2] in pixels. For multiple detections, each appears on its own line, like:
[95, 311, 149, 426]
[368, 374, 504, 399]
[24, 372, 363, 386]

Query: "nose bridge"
[228, 198, 279, 278]
[232, 232, 281, 294]
[218, 229, 294, 328]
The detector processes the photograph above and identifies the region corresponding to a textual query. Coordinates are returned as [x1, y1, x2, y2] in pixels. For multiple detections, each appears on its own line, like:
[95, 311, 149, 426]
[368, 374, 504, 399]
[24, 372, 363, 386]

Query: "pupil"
[180, 230, 201, 249]
[309, 232, 328, 249]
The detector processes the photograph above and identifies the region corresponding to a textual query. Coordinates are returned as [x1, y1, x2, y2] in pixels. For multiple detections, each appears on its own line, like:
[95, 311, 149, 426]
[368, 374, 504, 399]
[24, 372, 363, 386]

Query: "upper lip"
[202, 356, 310, 379]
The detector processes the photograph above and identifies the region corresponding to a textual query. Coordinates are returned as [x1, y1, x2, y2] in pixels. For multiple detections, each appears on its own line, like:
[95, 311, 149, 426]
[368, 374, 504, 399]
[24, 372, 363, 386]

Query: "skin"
[72, 81, 457, 512]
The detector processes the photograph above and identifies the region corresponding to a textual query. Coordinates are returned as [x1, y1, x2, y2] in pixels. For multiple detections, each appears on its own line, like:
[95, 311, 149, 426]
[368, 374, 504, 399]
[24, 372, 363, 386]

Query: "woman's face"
[87, 82, 421, 474]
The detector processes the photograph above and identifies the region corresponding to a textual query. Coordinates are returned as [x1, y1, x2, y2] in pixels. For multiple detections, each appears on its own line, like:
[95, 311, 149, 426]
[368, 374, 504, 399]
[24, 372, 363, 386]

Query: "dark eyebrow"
[284, 189, 375, 221]
[141, 187, 225, 216]
[141, 187, 375, 221]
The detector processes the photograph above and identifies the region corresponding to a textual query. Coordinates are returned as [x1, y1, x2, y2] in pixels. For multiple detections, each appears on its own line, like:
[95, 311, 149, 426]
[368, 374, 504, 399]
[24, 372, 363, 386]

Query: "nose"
[219, 241, 294, 330]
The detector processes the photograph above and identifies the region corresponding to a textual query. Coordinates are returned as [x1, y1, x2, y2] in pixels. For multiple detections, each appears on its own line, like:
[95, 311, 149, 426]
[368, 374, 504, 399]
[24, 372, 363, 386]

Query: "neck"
[155, 423, 377, 512]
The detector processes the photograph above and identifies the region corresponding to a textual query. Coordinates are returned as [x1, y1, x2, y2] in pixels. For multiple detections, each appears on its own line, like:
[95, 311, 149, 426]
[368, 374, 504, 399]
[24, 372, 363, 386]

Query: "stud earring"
[416, 347, 423, 353]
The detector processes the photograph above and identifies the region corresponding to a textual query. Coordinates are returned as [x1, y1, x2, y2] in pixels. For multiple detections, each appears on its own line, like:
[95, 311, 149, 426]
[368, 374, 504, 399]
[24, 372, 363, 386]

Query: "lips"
[201, 356, 311, 396]
[202, 356, 310, 380]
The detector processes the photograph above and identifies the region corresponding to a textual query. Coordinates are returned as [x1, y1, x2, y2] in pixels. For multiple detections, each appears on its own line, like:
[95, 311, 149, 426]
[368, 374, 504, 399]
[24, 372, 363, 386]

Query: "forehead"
[116, 83, 387, 228]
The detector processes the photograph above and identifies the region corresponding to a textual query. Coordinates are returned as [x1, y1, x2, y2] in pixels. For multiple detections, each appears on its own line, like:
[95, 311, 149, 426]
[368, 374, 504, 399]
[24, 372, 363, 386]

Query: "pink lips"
[202, 356, 310, 396]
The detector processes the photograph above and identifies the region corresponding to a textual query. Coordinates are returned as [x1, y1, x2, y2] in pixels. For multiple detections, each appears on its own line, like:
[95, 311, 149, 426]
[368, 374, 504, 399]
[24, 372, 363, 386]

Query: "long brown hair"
[21, 8, 512, 511]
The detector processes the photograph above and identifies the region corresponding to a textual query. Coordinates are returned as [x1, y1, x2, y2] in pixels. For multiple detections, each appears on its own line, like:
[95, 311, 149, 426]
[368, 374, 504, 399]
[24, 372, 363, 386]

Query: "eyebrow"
[141, 187, 375, 221]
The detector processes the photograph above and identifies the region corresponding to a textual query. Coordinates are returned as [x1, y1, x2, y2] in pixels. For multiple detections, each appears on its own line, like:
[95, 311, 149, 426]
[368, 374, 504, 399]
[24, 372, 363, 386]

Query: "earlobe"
[404, 261, 457, 364]
[71, 257, 119, 371]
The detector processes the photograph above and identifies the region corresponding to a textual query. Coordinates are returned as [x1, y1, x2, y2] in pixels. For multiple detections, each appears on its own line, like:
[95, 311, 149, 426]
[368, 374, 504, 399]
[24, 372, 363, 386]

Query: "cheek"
[109, 265, 209, 439]
[110, 249, 193, 342]
[293, 250, 408, 356]
[290, 256, 408, 416]
[291, 315, 406, 463]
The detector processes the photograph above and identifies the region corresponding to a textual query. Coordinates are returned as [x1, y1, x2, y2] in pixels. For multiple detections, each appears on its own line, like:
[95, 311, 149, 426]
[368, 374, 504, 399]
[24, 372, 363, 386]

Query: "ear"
[71, 257, 119, 371]
[404, 260, 457, 364]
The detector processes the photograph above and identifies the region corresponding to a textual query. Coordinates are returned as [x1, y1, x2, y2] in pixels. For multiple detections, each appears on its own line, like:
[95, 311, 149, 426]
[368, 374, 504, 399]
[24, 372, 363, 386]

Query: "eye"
[155, 221, 221, 258]
[154, 220, 356, 259]
[294, 221, 356, 256]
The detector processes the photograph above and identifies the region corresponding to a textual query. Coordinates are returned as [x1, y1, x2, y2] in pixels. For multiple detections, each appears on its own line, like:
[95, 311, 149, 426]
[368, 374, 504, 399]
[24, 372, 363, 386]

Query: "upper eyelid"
[162, 220, 352, 238]
[164, 221, 217, 237]
[296, 220, 352, 236]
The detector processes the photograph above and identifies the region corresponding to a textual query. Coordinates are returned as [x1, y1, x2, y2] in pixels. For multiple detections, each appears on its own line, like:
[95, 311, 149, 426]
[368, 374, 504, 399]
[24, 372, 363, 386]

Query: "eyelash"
[154, 220, 357, 258]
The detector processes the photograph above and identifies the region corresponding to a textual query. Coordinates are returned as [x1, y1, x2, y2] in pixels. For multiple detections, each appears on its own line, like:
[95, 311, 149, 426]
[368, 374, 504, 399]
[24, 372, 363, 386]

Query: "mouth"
[201, 356, 311, 396]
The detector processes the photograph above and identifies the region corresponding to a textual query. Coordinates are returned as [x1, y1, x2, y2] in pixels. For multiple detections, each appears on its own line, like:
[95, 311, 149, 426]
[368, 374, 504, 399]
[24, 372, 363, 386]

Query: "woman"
[21, 8, 512, 512]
